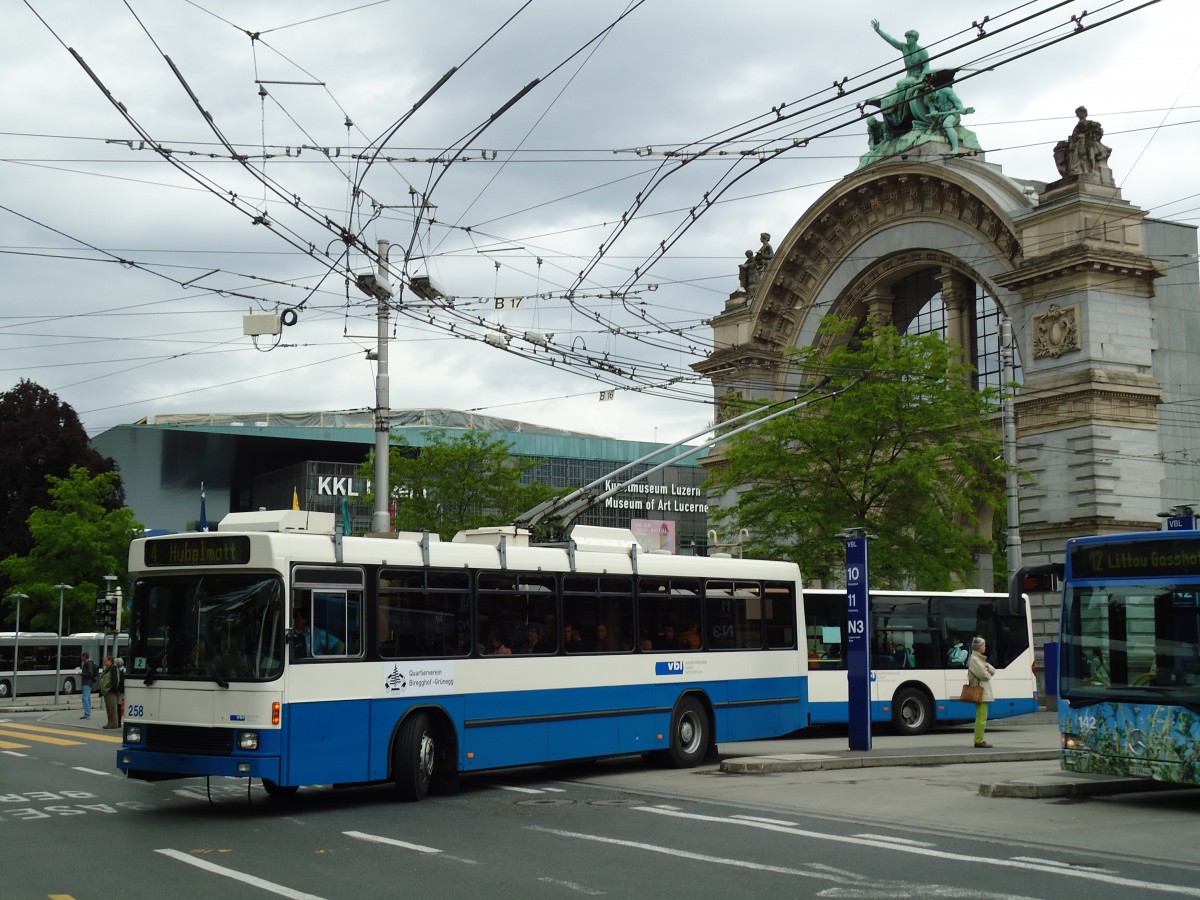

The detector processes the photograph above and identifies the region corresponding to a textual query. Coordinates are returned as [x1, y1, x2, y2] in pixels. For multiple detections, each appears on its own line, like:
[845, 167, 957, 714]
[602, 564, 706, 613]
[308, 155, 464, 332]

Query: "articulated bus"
[117, 510, 806, 799]
[0, 632, 127, 699]
[804, 589, 1039, 734]
[1059, 530, 1200, 785]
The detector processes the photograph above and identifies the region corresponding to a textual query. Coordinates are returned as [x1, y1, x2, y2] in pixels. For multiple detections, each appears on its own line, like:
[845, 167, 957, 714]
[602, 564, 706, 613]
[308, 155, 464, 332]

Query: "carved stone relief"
[1031, 303, 1081, 359]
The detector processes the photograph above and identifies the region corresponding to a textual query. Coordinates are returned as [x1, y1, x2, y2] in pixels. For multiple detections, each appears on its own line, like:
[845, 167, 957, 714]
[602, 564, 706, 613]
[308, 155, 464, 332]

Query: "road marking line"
[0, 729, 81, 746]
[73, 766, 117, 776]
[733, 814, 798, 827]
[0, 741, 31, 750]
[537, 876, 605, 895]
[344, 831, 441, 854]
[156, 848, 327, 899]
[854, 833, 937, 848]
[498, 785, 545, 794]
[1010, 856, 1117, 874]
[531, 825, 868, 884]
[2, 722, 109, 739]
[633, 806, 1200, 896]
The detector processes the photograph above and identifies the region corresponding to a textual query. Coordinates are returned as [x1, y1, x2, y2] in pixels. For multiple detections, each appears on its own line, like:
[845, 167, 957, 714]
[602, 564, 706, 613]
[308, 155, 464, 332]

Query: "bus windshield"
[128, 573, 285, 683]
[1063, 582, 1200, 706]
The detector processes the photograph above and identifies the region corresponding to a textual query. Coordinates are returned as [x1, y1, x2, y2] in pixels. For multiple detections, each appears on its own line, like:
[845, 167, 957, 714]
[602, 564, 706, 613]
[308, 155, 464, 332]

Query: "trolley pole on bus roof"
[841, 528, 874, 752]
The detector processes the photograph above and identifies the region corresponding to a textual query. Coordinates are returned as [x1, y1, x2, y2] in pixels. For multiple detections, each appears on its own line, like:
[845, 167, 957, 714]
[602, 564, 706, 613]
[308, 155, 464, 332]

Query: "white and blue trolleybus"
[117, 510, 807, 799]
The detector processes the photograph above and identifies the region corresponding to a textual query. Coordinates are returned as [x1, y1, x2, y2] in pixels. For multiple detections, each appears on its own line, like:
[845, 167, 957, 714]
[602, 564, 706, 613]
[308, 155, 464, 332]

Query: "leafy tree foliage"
[0, 380, 120, 564]
[1, 466, 141, 632]
[359, 430, 561, 540]
[706, 319, 1006, 588]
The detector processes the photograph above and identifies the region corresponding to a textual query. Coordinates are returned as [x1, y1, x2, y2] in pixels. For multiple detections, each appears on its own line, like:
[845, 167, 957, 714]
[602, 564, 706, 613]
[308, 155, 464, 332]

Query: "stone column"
[936, 268, 975, 374]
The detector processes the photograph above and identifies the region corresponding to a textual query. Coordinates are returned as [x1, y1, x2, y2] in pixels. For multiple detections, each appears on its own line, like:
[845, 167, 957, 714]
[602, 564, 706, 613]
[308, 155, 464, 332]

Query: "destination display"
[1069, 537, 1200, 579]
[144, 535, 252, 567]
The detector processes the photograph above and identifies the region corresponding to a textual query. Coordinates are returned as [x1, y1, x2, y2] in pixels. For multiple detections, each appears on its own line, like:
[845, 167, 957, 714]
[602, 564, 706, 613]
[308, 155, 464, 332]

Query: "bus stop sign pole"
[842, 528, 873, 751]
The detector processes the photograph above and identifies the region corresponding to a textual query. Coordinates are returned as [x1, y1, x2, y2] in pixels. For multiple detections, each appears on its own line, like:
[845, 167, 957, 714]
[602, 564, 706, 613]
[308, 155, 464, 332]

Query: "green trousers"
[974, 701, 989, 744]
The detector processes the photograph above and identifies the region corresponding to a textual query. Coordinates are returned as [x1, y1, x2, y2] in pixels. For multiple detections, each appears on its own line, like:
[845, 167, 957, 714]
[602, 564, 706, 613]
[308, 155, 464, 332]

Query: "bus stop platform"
[717, 710, 1166, 798]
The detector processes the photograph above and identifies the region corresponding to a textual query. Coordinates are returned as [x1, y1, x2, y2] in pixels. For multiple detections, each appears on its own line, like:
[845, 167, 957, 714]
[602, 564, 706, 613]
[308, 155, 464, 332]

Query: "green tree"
[359, 430, 560, 540]
[0, 380, 121, 570]
[706, 318, 1006, 588]
[0, 466, 141, 632]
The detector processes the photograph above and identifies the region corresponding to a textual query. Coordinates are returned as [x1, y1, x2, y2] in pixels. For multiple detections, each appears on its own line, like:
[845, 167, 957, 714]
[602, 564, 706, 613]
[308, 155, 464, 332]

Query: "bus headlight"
[1061, 732, 1086, 751]
[238, 731, 260, 751]
[123, 724, 142, 743]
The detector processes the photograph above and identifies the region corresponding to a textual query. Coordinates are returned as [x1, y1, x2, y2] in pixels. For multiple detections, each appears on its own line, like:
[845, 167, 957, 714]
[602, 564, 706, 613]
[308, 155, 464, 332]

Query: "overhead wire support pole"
[373, 240, 392, 533]
[1001, 317, 1021, 577]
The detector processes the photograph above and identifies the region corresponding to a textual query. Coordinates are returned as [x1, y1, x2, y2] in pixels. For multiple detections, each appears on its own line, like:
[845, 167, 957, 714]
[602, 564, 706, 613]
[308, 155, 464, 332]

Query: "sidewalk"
[0, 694, 116, 729]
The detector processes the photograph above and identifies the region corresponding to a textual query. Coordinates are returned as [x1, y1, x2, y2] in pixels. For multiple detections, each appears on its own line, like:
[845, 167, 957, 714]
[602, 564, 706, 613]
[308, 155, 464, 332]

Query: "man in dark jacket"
[99, 655, 120, 729]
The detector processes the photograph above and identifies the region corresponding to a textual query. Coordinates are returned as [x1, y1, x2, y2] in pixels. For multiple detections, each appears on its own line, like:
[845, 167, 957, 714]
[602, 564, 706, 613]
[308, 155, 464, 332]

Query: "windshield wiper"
[205, 661, 229, 689]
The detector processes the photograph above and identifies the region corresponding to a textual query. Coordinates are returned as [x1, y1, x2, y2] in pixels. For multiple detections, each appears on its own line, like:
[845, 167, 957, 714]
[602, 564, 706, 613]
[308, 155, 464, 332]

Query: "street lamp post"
[7, 592, 28, 701]
[52, 583, 72, 705]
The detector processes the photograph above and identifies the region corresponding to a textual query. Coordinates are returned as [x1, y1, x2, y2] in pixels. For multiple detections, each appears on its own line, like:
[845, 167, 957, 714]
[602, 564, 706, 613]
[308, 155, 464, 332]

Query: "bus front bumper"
[117, 746, 281, 782]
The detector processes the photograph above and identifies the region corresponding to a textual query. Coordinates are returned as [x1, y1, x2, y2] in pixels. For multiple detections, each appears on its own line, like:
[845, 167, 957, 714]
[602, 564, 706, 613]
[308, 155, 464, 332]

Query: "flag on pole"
[341, 495, 352, 536]
[292, 487, 300, 510]
[199, 482, 208, 532]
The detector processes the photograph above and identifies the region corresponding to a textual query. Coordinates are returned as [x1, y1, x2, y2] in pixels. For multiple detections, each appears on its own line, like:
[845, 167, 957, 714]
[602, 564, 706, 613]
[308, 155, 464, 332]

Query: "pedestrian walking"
[968, 636, 996, 748]
[99, 655, 120, 729]
[79, 652, 98, 719]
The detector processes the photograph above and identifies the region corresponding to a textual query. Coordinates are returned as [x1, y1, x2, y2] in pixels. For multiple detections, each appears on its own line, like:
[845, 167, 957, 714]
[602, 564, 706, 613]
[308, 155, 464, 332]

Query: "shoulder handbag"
[959, 683, 984, 703]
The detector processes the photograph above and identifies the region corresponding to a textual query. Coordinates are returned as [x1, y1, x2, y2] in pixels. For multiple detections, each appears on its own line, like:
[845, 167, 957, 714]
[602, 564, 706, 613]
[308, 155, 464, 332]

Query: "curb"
[721, 748, 1058, 774]
[979, 777, 1188, 799]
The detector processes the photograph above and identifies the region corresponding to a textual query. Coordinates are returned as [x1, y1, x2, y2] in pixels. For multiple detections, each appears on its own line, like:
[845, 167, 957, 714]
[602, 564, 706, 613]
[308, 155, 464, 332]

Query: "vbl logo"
[655, 660, 685, 676]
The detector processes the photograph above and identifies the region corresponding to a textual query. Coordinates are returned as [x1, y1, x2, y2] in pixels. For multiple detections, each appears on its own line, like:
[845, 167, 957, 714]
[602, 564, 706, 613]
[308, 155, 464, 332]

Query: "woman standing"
[968, 636, 996, 748]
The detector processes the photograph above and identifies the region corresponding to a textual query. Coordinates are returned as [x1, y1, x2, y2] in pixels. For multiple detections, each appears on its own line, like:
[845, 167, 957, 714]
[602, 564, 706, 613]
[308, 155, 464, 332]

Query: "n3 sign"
[848, 619, 865, 634]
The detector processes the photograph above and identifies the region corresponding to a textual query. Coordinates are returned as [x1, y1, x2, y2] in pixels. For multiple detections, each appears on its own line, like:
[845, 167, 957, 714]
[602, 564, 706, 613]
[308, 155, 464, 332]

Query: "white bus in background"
[803, 588, 1039, 734]
[0, 632, 127, 699]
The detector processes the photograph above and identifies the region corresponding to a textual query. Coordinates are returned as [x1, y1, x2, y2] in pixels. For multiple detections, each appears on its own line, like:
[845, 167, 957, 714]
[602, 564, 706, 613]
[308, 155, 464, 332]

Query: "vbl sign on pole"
[844, 530, 872, 751]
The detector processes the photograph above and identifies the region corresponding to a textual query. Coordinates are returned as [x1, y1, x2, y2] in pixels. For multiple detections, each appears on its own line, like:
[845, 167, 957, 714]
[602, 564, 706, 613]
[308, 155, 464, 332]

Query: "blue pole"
[843, 528, 873, 751]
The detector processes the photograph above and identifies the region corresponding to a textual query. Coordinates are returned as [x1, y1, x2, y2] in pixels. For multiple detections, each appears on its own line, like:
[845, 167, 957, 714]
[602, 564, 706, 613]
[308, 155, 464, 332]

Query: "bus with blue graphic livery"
[1058, 530, 1200, 784]
[116, 509, 806, 799]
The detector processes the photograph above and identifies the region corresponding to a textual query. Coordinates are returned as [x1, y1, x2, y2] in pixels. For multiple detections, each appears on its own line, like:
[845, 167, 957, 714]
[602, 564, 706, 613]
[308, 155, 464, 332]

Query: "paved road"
[4, 700, 1198, 899]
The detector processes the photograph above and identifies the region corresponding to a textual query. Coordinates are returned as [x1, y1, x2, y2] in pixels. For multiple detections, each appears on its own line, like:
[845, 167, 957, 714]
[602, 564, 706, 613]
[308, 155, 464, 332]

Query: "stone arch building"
[696, 126, 1199, 658]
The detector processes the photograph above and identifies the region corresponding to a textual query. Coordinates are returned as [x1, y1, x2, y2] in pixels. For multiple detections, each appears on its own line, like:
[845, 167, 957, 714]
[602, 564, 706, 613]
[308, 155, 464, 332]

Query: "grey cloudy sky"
[2, 0, 1196, 446]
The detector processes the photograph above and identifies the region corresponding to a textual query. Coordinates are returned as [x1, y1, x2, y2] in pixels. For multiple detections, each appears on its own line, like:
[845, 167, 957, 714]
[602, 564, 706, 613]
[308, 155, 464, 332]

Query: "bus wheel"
[395, 712, 435, 801]
[261, 779, 299, 798]
[892, 687, 932, 736]
[61, 677, 76, 696]
[668, 697, 709, 768]
[0, 680, 9, 699]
